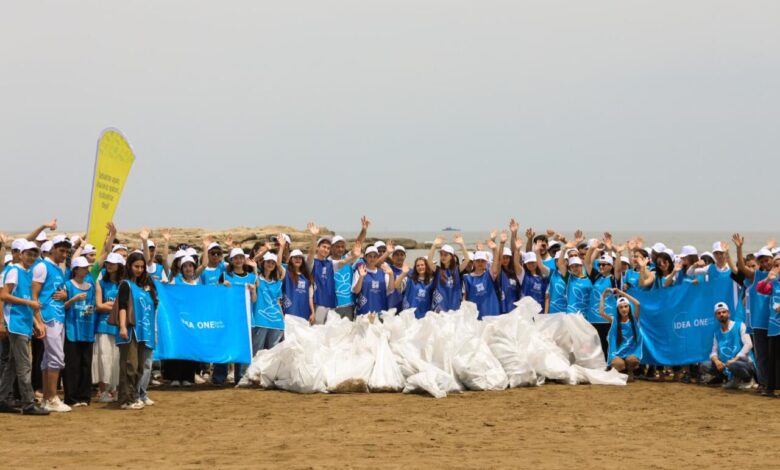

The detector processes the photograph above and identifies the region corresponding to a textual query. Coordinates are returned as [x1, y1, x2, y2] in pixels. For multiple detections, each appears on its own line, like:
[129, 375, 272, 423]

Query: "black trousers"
[63, 340, 94, 405]
[594, 323, 610, 361]
[767, 335, 780, 391]
[31, 336, 44, 391]
[163, 360, 196, 382]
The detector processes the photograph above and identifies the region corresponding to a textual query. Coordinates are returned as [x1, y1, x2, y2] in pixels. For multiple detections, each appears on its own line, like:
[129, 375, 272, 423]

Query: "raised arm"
[524, 228, 535, 253]
[584, 242, 600, 276]
[352, 264, 367, 294]
[196, 234, 214, 275]
[382, 263, 396, 293]
[306, 222, 319, 269]
[426, 236, 443, 272]
[598, 289, 614, 323]
[140, 228, 152, 268]
[454, 234, 470, 272]
[615, 288, 641, 321]
[394, 264, 411, 291]
[25, 219, 57, 242]
[356, 216, 370, 246]
[489, 232, 505, 280]
[721, 241, 737, 274]
[509, 219, 524, 276]
[335, 241, 362, 270]
[638, 256, 655, 288]
[160, 228, 172, 274]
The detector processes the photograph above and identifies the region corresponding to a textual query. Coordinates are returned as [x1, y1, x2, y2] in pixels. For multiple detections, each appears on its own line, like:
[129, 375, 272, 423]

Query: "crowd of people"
[1, 217, 779, 415]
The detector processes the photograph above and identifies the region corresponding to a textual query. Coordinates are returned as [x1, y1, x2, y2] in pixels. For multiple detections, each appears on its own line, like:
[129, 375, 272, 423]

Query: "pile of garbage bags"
[243, 298, 626, 398]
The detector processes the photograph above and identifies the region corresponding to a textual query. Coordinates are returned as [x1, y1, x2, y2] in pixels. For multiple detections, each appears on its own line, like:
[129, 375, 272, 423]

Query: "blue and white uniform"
[64, 280, 97, 343]
[199, 261, 226, 286]
[566, 274, 592, 315]
[432, 267, 462, 313]
[282, 271, 311, 320]
[312, 258, 337, 309]
[464, 271, 500, 318]
[254, 277, 284, 330]
[498, 270, 521, 314]
[519, 271, 548, 309]
[96, 277, 120, 336]
[115, 281, 156, 349]
[2, 265, 35, 337]
[547, 270, 567, 313]
[402, 276, 434, 319]
[33, 258, 67, 324]
[353, 268, 391, 315]
[607, 313, 643, 363]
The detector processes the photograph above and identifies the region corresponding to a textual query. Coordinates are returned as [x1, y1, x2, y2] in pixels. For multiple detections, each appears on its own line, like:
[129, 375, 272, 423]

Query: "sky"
[1, 1, 778, 234]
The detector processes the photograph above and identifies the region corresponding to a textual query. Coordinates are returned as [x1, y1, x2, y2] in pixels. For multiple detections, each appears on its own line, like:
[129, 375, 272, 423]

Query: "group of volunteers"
[1, 217, 779, 415]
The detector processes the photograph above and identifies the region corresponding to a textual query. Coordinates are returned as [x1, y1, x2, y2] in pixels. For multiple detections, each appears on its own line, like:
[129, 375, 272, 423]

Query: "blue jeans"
[213, 363, 245, 385]
[251, 327, 284, 356]
[137, 345, 153, 400]
[699, 358, 754, 382]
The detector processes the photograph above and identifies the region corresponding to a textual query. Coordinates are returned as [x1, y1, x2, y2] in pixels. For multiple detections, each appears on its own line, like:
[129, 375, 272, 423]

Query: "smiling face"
[598, 261, 612, 276]
[715, 307, 730, 324]
[365, 252, 379, 268]
[317, 241, 331, 258]
[21, 249, 39, 268]
[391, 251, 406, 267]
[51, 244, 69, 263]
[535, 240, 548, 257]
[758, 256, 772, 271]
[208, 249, 223, 266]
[415, 259, 427, 275]
[263, 259, 277, 275]
[474, 259, 487, 273]
[231, 255, 246, 270]
[569, 263, 583, 276]
[618, 301, 630, 318]
[439, 251, 453, 267]
[331, 241, 346, 258]
[713, 251, 726, 265]
[181, 262, 196, 278]
[291, 256, 303, 268]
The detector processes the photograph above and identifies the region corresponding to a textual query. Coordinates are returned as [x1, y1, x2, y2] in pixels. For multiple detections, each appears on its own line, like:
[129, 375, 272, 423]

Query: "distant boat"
[441, 227, 460, 231]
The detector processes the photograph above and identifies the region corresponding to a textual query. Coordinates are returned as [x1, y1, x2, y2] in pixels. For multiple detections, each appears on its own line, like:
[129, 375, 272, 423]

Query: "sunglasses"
[209, 251, 223, 256]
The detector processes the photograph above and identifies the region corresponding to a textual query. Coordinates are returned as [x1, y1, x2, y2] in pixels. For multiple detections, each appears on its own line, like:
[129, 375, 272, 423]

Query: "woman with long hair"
[164, 256, 201, 387]
[282, 249, 315, 323]
[94, 252, 124, 403]
[394, 257, 434, 319]
[425, 234, 470, 313]
[598, 288, 642, 382]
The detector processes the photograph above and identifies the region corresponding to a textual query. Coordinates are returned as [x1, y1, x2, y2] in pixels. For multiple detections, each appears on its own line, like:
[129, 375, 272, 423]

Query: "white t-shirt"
[32, 257, 60, 283]
[351, 268, 392, 294]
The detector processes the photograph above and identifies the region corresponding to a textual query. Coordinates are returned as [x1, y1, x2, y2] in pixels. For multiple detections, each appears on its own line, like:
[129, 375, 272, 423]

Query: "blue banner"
[629, 273, 743, 365]
[153, 282, 252, 363]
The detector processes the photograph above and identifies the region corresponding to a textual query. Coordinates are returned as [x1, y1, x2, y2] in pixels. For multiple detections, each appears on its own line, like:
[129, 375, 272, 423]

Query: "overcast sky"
[1, 1, 778, 233]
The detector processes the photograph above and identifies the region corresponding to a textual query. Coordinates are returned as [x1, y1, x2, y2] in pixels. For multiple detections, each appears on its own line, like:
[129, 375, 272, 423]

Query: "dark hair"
[654, 252, 674, 277]
[411, 257, 433, 284]
[249, 242, 264, 259]
[103, 260, 125, 283]
[502, 252, 518, 278]
[533, 235, 548, 245]
[616, 302, 637, 347]
[124, 252, 158, 306]
[745, 253, 756, 262]
[169, 257, 182, 278]
[289, 256, 312, 284]
[438, 251, 458, 286]
[227, 253, 255, 274]
[632, 248, 649, 259]
[259, 260, 283, 282]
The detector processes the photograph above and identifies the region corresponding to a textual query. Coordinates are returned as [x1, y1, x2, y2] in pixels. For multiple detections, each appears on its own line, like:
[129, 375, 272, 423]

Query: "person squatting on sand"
[0, 217, 779, 415]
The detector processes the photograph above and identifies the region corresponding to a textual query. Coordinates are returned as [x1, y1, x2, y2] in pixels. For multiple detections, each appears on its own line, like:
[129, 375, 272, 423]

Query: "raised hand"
[45, 218, 58, 231]
[499, 231, 508, 243]
[475, 241, 484, 251]
[0, 233, 8, 245]
[509, 218, 519, 234]
[573, 230, 584, 245]
[352, 241, 362, 257]
[106, 222, 117, 236]
[453, 233, 464, 245]
[627, 239, 637, 251]
[277, 233, 287, 251]
[515, 239, 523, 250]
[225, 234, 234, 247]
[433, 236, 444, 247]
[767, 238, 776, 250]
[402, 264, 411, 275]
[731, 233, 744, 248]
[139, 227, 150, 240]
[525, 228, 535, 240]
[381, 264, 393, 275]
[203, 234, 215, 246]
[386, 240, 395, 253]
[487, 239, 497, 250]
[603, 232, 613, 250]
[357, 265, 368, 277]
[615, 243, 627, 253]
[361, 216, 371, 230]
[674, 260, 683, 273]
[161, 228, 172, 242]
[637, 256, 648, 269]
[489, 230, 497, 241]
[720, 241, 730, 253]
[307, 223, 320, 237]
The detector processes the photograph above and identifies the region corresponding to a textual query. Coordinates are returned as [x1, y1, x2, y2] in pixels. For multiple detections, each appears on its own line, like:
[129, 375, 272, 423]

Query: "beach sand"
[2, 382, 777, 468]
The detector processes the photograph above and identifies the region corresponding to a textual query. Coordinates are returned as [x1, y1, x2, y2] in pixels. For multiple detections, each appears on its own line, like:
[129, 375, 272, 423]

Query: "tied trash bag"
[368, 332, 405, 392]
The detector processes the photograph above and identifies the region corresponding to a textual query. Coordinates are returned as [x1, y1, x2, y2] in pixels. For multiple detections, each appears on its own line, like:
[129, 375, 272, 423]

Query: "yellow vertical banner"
[86, 128, 136, 257]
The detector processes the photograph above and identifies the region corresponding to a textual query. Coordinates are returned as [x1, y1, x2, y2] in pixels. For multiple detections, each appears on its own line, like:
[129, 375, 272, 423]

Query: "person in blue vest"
[326, 216, 370, 321]
[756, 260, 780, 397]
[31, 234, 72, 413]
[164, 256, 201, 387]
[638, 251, 677, 289]
[394, 257, 434, 319]
[464, 246, 501, 318]
[555, 233, 592, 316]
[252, 251, 287, 353]
[352, 246, 396, 315]
[62, 256, 97, 407]
[306, 223, 361, 325]
[598, 288, 642, 381]
[115, 251, 158, 410]
[698, 302, 755, 389]
[584, 235, 618, 360]
[212, 248, 257, 386]
[140, 229, 168, 283]
[519, 251, 550, 310]
[733, 234, 773, 393]
[0, 241, 49, 415]
[494, 219, 523, 314]
[386, 245, 408, 313]
[283, 249, 315, 323]
[197, 236, 227, 286]
[425, 234, 470, 313]
[94, 252, 124, 403]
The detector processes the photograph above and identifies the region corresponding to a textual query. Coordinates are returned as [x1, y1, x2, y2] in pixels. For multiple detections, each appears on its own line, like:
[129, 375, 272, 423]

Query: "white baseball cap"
[680, 245, 698, 257]
[147, 240, 156, 248]
[599, 255, 614, 266]
[185, 247, 197, 257]
[374, 241, 386, 249]
[664, 248, 675, 258]
[51, 235, 71, 246]
[467, 251, 475, 261]
[617, 297, 630, 306]
[22, 241, 40, 252]
[35, 231, 48, 242]
[365, 246, 379, 256]
[180, 256, 196, 266]
[393, 245, 406, 253]
[713, 301, 729, 313]
[271, 234, 292, 244]
[70, 235, 82, 246]
[620, 256, 630, 265]
[41, 241, 53, 253]
[588, 238, 599, 248]
[522, 252, 538, 264]
[712, 242, 725, 253]
[207, 242, 222, 252]
[4, 254, 12, 264]
[229, 248, 246, 259]
[316, 237, 332, 246]
[756, 248, 773, 259]
[262, 253, 278, 263]
[330, 235, 346, 245]
[652, 242, 667, 253]
[502, 247, 512, 257]
[70, 256, 89, 269]
[112, 244, 128, 253]
[548, 240, 561, 248]
[772, 247, 780, 256]
[289, 249, 304, 258]
[173, 249, 187, 259]
[474, 251, 489, 261]
[11, 238, 26, 251]
[106, 253, 126, 265]
[700, 251, 714, 260]
[440, 244, 455, 255]
[568, 257, 583, 266]
[81, 244, 96, 255]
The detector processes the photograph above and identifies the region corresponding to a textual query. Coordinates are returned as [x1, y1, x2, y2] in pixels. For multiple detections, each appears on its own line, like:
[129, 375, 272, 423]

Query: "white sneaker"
[73, 402, 89, 407]
[44, 398, 72, 413]
[142, 397, 155, 406]
[151, 379, 162, 386]
[194, 374, 206, 385]
[98, 392, 114, 403]
[236, 376, 251, 388]
[181, 380, 193, 387]
[121, 401, 144, 410]
[227, 372, 235, 383]
[170, 380, 181, 387]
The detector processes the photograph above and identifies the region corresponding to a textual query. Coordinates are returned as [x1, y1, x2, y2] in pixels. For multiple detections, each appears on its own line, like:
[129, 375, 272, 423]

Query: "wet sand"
[2, 382, 778, 469]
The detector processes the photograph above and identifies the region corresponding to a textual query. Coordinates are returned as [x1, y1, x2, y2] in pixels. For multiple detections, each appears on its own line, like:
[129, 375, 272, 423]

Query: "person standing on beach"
[330, 216, 370, 320]
[306, 223, 360, 324]
[463, 237, 501, 318]
[94, 252, 124, 402]
[198, 236, 226, 286]
[756, 258, 780, 397]
[352, 246, 395, 315]
[599, 289, 642, 381]
[62, 256, 97, 407]
[32, 234, 72, 413]
[395, 257, 435, 319]
[585, 234, 618, 360]
[165, 256, 200, 387]
[282, 249, 315, 323]
[426, 234, 470, 313]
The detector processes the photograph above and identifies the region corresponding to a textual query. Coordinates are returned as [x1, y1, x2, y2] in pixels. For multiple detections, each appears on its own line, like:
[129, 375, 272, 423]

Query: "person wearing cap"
[328, 216, 371, 320]
[394, 256, 435, 319]
[0, 241, 49, 415]
[385, 243, 409, 313]
[352, 246, 396, 315]
[93, 252, 125, 402]
[699, 302, 755, 389]
[756, 260, 780, 397]
[62, 257, 97, 407]
[675, 245, 704, 285]
[518, 250, 550, 310]
[598, 288, 642, 381]
[113, 251, 159, 410]
[733, 234, 773, 392]
[524, 229, 556, 272]
[584, 234, 619, 358]
[270, 233, 292, 264]
[425, 234, 470, 313]
[283, 249, 315, 323]
[31, 234, 72, 413]
[464, 241, 501, 319]
[164, 256, 200, 387]
[212, 247, 257, 386]
[305, 223, 361, 324]
[140, 229, 168, 283]
[197, 235, 227, 286]
[495, 220, 524, 314]
[638, 249, 677, 289]
[555, 233, 593, 316]
[250, 249, 287, 355]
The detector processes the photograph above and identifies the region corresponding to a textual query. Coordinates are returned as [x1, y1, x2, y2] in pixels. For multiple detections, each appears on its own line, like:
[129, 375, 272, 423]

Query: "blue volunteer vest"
[254, 277, 284, 330]
[173, 274, 201, 286]
[566, 274, 592, 314]
[588, 275, 615, 324]
[333, 261, 354, 307]
[387, 265, 404, 311]
[357, 270, 388, 315]
[548, 270, 567, 313]
[521, 273, 548, 309]
[715, 321, 745, 363]
[464, 271, 500, 318]
[39, 259, 67, 323]
[97, 278, 119, 335]
[607, 313, 643, 363]
[769, 280, 780, 337]
[116, 281, 156, 349]
[542, 257, 556, 273]
[432, 267, 462, 313]
[622, 269, 641, 290]
[403, 277, 434, 319]
[3, 266, 35, 337]
[747, 270, 770, 331]
[199, 262, 226, 286]
[499, 270, 521, 314]
[65, 280, 97, 342]
[149, 263, 166, 282]
[313, 258, 337, 308]
[282, 271, 311, 320]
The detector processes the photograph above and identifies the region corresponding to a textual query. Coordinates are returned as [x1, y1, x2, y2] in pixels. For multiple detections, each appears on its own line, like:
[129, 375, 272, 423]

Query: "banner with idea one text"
[628, 273, 742, 366]
[154, 283, 253, 364]
[85, 128, 136, 258]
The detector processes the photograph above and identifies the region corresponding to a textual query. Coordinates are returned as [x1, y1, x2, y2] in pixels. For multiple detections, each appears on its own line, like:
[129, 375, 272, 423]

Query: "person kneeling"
[699, 302, 755, 389]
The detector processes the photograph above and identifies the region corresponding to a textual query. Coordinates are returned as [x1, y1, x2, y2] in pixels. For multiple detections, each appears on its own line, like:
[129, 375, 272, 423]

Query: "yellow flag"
[86, 128, 136, 257]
